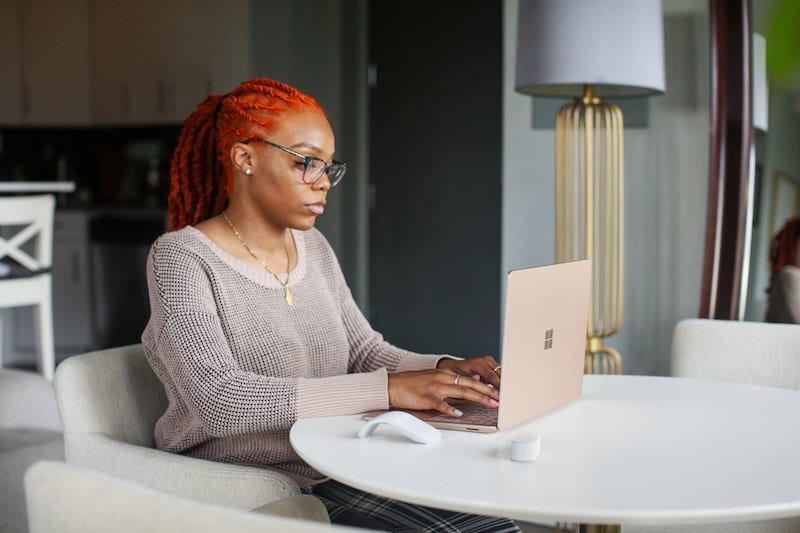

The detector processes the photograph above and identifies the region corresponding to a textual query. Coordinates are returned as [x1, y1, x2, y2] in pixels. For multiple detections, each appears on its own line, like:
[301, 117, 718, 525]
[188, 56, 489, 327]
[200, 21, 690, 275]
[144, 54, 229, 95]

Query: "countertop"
[0, 181, 76, 193]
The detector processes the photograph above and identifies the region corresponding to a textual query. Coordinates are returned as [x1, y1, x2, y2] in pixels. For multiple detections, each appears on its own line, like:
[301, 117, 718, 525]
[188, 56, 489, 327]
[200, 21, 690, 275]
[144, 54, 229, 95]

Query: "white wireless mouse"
[358, 411, 442, 444]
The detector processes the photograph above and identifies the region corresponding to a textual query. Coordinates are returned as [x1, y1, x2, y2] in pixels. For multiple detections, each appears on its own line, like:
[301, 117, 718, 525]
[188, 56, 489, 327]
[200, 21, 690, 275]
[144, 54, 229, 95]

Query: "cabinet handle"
[22, 86, 31, 118]
[168, 81, 176, 115]
[157, 81, 166, 115]
[123, 83, 130, 117]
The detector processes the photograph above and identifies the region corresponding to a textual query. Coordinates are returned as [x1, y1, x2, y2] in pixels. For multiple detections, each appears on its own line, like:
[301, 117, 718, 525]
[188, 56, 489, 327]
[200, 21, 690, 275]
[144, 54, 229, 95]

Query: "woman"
[765, 215, 800, 324]
[142, 77, 518, 532]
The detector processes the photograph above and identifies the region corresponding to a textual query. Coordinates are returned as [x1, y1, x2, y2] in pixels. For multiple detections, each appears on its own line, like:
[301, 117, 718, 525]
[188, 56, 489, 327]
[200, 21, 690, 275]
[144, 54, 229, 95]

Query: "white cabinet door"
[0, 0, 23, 124]
[20, 0, 91, 125]
[91, 0, 156, 124]
[206, 0, 251, 95]
[165, 0, 251, 114]
[50, 246, 93, 350]
[2, 0, 250, 126]
[92, 0, 250, 125]
[152, 0, 210, 122]
[50, 211, 93, 352]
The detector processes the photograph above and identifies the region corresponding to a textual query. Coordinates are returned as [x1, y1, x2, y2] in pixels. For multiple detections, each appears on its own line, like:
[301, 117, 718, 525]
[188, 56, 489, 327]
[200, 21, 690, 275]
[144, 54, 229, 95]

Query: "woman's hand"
[387, 367, 500, 418]
[437, 355, 502, 389]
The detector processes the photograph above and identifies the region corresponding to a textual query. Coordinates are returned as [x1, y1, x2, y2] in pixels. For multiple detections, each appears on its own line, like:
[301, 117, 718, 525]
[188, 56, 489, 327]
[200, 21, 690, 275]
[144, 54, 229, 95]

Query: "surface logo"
[544, 328, 554, 350]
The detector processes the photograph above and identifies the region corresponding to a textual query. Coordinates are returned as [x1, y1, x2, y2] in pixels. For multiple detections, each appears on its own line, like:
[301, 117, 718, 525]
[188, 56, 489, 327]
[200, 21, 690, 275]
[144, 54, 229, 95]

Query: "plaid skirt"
[304, 479, 521, 533]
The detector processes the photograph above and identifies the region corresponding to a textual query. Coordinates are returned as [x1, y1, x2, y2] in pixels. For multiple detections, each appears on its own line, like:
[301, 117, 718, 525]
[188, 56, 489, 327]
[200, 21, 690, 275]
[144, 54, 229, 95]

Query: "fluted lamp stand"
[556, 84, 624, 374]
[516, 0, 665, 377]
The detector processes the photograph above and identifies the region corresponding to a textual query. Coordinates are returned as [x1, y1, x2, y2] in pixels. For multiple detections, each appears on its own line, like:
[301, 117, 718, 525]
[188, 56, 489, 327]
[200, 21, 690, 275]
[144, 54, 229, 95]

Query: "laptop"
[363, 259, 592, 433]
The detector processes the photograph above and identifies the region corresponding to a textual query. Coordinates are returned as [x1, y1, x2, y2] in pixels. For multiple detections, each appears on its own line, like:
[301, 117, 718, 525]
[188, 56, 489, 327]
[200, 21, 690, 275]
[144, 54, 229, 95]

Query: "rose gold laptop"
[364, 259, 591, 433]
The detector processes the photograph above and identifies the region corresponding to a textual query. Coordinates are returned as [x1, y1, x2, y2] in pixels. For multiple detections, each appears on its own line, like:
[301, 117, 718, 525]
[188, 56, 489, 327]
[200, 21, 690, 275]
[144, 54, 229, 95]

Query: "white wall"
[502, 0, 710, 375]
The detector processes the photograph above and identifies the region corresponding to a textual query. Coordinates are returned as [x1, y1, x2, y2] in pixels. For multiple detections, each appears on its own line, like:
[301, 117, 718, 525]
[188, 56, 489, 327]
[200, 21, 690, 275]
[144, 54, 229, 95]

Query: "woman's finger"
[446, 372, 499, 403]
[458, 356, 501, 389]
[433, 398, 464, 417]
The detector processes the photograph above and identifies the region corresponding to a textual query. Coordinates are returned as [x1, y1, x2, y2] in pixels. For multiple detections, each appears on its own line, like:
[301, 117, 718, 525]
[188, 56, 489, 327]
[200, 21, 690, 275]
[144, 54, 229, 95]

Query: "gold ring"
[454, 374, 460, 386]
[493, 365, 502, 373]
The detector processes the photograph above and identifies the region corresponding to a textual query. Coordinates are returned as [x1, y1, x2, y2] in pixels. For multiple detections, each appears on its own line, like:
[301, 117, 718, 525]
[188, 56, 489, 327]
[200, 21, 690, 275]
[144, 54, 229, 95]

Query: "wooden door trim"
[699, 0, 752, 319]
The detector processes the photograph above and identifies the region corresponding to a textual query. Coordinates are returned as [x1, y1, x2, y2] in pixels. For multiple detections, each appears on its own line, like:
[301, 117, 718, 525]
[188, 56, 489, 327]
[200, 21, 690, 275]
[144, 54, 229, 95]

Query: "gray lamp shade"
[515, 0, 666, 98]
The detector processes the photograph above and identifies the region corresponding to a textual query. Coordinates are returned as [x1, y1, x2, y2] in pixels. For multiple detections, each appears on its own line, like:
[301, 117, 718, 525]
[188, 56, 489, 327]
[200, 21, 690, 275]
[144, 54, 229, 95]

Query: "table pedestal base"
[556, 523, 620, 533]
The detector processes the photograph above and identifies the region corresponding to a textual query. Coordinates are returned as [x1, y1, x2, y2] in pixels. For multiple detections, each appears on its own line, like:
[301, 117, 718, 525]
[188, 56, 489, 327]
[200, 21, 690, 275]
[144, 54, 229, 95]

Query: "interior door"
[368, 1, 502, 357]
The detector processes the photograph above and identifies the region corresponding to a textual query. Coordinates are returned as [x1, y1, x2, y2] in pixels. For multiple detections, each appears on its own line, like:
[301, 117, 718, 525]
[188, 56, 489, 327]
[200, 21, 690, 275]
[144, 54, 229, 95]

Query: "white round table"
[290, 375, 800, 526]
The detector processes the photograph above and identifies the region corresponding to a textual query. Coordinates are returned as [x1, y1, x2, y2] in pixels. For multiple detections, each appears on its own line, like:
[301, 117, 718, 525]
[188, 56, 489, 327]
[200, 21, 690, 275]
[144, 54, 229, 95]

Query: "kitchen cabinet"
[0, 0, 91, 125]
[0, 0, 249, 126]
[91, 0, 250, 125]
[50, 210, 94, 352]
[0, 0, 23, 124]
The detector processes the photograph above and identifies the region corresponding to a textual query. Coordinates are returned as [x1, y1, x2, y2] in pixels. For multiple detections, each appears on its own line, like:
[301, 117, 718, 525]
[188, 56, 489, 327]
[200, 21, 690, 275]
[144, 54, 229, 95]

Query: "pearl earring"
[245, 168, 252, 176]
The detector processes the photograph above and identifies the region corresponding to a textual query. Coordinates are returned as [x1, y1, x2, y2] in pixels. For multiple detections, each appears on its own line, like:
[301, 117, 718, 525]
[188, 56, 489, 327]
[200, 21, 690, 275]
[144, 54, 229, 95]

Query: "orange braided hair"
[168, 77, 324, 229]
[769, 216, 800, 275]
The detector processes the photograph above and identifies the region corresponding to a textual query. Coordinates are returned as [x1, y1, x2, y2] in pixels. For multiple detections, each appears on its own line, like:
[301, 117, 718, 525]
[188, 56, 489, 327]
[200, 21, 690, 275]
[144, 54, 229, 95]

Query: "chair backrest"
[0, 368, 61, 430]
[671, 318, 800, 390]
[0, 195, 55, 271]
[25, 461, 357, 533]
[54, 344, 167, 448]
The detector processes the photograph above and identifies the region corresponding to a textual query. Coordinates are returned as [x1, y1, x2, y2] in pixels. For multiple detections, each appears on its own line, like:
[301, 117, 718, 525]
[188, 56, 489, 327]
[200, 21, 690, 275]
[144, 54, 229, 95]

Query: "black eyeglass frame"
[242, 137, 346, 188]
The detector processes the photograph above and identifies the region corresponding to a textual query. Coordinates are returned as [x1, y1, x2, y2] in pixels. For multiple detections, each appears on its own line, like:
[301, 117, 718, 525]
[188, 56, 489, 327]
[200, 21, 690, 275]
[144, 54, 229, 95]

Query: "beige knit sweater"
[142, 226, 443, 485]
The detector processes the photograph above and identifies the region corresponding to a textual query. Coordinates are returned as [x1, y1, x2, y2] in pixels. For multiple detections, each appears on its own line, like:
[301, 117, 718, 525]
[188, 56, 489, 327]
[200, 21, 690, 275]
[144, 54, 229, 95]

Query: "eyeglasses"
[242, 138, 347, 188]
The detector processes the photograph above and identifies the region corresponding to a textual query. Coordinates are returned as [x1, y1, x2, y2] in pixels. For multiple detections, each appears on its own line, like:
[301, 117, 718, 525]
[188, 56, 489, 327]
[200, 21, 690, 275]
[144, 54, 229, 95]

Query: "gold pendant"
[285, 287, 293, 306]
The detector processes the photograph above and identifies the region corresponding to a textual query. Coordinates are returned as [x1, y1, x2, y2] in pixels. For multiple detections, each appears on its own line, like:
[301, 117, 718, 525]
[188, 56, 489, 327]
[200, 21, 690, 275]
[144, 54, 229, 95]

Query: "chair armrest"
[65, 433, 300, 511]
[251, 494, 330, 523]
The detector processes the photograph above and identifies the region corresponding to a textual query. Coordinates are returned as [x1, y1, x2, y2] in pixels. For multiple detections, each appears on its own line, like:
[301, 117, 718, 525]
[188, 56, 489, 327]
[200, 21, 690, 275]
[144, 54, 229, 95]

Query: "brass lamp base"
[585, 336, 622, 375]
[555, 84, 624, 376]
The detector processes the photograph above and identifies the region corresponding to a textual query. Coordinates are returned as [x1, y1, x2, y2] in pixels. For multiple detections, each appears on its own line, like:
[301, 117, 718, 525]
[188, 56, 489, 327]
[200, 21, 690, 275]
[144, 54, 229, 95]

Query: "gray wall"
[250, 0, 370, 307]
[250, 0, 344, 253]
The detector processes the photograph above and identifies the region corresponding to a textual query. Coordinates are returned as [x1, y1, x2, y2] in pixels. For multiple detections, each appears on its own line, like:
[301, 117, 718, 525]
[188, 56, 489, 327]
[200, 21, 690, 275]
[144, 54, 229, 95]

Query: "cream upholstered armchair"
[670, 318, 800, 389]
[0, 368, 64, 533]
[54, 344, 328, 521]
[25, 461, 365, 533]
[624, 318, 800, 533]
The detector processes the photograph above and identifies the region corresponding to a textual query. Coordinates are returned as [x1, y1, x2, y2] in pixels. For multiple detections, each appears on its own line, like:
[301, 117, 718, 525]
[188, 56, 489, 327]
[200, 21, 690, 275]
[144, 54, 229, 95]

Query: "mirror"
[745, 0, 800, 322]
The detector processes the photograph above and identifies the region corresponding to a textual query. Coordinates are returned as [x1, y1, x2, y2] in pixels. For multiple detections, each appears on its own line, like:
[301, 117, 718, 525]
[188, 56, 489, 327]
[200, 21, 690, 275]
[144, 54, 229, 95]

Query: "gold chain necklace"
[222, 211, 294, 306]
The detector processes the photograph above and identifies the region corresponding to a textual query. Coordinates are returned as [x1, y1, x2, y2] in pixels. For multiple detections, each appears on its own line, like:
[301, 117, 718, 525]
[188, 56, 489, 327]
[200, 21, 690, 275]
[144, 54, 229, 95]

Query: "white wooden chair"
[0, 195, 56, 381]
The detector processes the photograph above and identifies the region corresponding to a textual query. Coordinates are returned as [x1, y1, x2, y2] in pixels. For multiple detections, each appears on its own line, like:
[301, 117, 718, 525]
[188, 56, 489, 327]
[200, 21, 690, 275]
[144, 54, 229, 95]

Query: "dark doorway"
[368, 1, 503, 357]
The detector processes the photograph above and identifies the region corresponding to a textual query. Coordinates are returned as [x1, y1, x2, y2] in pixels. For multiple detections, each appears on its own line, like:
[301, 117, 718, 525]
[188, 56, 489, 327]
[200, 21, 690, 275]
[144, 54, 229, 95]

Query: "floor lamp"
[515, 0, 665, 375]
